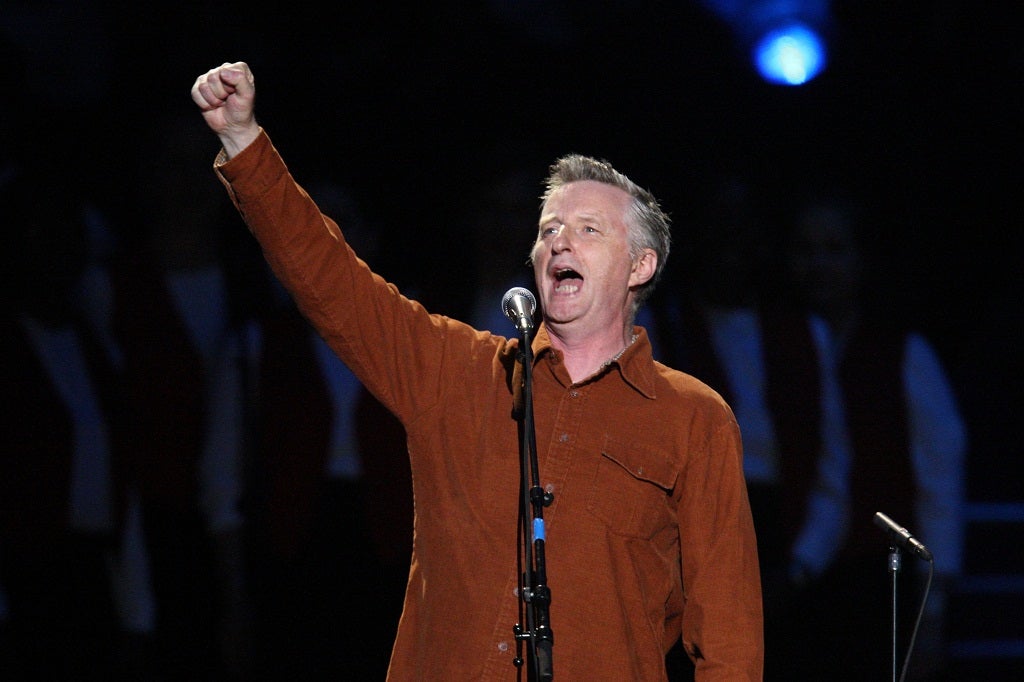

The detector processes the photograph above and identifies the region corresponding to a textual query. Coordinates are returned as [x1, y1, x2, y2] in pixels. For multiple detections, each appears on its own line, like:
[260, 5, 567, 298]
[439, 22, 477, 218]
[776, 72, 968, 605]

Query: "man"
[191, 61, 762, 681]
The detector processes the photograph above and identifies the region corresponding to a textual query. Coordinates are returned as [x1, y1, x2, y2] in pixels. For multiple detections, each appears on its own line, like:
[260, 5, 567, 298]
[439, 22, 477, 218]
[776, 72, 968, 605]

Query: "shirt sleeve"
[680, 409, 765, 680]
[215, 130, 452, 424]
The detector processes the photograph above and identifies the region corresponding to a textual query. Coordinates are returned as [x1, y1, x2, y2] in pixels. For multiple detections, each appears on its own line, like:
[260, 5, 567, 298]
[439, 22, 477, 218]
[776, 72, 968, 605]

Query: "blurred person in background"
[241, 176, 409, 679]
[648, 172, 836, 679]
[0, 166, 129, 679]
[107, 112, 255, 679]
[778, 186, 967, 681]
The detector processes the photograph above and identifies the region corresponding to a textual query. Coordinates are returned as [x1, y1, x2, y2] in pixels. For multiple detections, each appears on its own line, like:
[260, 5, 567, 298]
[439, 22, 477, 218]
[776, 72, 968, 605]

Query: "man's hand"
[191, 62, 260, 159]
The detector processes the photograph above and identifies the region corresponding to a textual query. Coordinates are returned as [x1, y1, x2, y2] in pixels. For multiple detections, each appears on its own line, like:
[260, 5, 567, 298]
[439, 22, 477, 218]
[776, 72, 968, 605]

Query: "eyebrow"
[540, 210, 607, 226]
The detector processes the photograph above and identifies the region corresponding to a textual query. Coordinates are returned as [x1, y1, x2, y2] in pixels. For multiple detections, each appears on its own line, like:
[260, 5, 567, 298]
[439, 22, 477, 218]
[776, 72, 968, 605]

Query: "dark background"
[3, 0, 1019, 515]
[4, 0, 1020, 521]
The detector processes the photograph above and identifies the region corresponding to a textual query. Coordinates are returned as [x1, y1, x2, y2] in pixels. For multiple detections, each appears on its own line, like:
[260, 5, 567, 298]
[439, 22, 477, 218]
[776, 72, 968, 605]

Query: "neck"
[547, 322, 636, 384]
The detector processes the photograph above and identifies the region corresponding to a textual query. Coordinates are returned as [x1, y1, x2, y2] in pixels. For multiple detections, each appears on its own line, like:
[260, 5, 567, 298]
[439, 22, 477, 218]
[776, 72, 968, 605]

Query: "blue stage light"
[698, 0, 832, 86]
[753, 22, 826, 85]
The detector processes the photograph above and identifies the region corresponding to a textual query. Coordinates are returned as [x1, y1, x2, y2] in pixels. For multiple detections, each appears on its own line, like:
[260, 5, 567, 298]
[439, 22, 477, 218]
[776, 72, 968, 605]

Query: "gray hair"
[540, 153, 672, 312]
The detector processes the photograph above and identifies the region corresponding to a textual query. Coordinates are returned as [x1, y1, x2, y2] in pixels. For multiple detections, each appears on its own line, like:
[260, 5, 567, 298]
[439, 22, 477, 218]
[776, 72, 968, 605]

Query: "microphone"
[502, 287, 537, 333]
[873, 511, 933, 562]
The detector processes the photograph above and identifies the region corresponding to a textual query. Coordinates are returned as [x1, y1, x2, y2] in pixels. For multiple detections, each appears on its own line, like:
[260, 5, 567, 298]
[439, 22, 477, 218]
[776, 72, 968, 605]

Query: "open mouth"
[553, 267, 582, 292]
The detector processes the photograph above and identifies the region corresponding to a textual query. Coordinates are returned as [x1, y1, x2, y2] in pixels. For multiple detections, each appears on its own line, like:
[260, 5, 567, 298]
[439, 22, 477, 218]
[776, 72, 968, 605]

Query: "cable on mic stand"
[873, 511, 935, 682]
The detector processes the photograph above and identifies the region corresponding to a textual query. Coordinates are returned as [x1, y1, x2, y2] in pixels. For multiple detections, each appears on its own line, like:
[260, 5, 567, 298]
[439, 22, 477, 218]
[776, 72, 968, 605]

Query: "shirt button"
[558, 433, 569, 443]
[545, 483, 555, 494]
[497, 641, 509, 652]
[569, 390, 579, 398]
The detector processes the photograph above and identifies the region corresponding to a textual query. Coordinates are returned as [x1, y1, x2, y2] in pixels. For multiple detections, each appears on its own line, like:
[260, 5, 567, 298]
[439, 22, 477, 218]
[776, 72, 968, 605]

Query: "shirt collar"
[531, 324, 658, 399]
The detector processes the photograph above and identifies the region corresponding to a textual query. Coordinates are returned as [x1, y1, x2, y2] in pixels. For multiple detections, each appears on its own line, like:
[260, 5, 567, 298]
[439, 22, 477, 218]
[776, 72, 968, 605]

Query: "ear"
[628, 248, 657, 288]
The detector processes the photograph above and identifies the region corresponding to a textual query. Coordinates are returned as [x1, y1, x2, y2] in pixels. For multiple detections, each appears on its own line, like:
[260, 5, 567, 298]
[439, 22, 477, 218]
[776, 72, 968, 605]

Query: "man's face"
[531, 180, 642, 334]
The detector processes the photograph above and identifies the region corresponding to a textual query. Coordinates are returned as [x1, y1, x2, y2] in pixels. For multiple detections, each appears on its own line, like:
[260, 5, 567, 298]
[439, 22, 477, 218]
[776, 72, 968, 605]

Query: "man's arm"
[679, 412, 765, 680]
[190, 61, 462, 427]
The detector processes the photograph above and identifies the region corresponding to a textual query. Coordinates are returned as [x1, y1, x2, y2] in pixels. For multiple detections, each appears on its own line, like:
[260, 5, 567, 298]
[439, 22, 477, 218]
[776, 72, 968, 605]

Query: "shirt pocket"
[586, 436, 678, 540]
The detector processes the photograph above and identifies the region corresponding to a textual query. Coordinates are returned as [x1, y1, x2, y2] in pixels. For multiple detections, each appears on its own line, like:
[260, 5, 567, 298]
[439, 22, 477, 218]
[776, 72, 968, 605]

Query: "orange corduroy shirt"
[215, 130, 764, 681]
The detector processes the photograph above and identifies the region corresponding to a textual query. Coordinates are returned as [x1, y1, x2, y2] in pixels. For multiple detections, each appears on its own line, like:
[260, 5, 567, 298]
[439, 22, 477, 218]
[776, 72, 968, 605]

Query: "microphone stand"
[511, 324, 554, 681]
[875, 512, 935, 682]
[885, 541, 902, 682]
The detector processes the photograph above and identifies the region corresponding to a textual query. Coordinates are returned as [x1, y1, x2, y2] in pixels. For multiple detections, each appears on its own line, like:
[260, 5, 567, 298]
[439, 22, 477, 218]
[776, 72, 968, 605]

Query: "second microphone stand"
[511, 324, 554, 681]
[874, 511, 935, 682]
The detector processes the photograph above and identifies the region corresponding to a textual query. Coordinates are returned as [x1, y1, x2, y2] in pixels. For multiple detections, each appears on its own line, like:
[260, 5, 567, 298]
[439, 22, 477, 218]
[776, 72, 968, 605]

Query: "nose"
[551, 223, 571, 252]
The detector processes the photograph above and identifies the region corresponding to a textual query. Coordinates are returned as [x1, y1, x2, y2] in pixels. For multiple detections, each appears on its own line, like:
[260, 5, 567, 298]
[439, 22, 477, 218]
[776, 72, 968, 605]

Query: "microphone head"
[502, 287, 537, 330]
[502, 287, 536, 315]
[873, 511, 933, 562]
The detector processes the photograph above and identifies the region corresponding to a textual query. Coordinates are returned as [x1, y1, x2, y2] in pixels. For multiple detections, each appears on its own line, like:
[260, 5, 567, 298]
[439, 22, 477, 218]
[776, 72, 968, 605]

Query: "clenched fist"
[191, 62, 260, 159]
